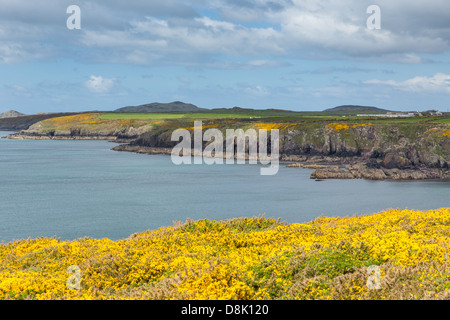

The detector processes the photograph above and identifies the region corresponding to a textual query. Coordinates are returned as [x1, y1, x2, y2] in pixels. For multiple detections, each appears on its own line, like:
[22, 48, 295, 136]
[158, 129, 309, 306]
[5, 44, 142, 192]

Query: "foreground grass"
[1, 208, 449, 300]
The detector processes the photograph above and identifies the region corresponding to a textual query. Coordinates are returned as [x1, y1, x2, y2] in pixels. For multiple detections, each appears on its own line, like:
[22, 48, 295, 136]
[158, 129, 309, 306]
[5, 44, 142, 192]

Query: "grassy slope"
[99, 112, 261, 120]
[0, 113, 84, 131]
[32, 111, 450, 132]
[1, 208, 449, 300]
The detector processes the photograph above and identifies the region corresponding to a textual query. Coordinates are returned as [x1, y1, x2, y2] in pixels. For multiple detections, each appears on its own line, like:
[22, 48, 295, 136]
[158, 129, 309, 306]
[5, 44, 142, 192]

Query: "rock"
[382, 151, 411, 169]
[382, 168, 428, 180]
[310, 166, 355, 179]
[418, 151, 447, 169]
[286, 163, 326, 169]
[309, 161, 448, 181]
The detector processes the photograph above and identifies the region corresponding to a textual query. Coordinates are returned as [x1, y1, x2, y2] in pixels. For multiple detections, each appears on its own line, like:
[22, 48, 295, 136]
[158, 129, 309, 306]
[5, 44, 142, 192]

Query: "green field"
[99, 112, 450, 125]
[99, 112, 266, 121]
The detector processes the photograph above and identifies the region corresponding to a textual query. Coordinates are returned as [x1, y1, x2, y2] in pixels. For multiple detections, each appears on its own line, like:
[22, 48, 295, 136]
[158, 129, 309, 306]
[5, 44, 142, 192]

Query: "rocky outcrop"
[112, 122, 448, 180]
[309, 163, 449, 180]
[5, 123, 152, 142]
[286, 163, 327, 169]
[113, 144, 173, 155]
[5, 133, 120, 140]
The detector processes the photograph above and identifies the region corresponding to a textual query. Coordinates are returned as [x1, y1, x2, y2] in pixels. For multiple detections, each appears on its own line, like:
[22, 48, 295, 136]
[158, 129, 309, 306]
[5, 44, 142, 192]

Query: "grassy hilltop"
[1, 208, 449, 300]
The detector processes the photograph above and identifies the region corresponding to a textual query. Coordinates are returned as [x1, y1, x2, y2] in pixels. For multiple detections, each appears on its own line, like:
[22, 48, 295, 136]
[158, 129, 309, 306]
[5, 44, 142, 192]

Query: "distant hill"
[324, 105, 391, 113]
[209, 106, 297, 115]
[114, 101, 207, 113]
[0, 110, 25, 118]
[211, 106, 265, 113]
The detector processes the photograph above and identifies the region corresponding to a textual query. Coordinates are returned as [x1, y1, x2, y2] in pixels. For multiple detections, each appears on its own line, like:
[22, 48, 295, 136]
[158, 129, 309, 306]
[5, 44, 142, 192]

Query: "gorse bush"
[0, 208, 449, 300]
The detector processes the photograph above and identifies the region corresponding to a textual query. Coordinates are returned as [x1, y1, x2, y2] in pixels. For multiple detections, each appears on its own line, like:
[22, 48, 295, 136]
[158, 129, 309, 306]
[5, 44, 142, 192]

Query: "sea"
[0, 131, 449, 242]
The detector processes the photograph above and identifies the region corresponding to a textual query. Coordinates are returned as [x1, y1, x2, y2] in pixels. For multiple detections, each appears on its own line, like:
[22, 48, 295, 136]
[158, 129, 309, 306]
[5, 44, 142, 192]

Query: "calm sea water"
[0, 131, 449, 242]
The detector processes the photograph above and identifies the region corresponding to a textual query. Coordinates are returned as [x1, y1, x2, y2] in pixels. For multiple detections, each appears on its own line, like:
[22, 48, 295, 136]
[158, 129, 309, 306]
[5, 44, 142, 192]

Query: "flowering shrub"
[327, 123, 373, 132]
[43, 113, 103, 128]
[442, 129, 450, 137]
[252, 123, 300, 131]
[1, 208, 449, 300]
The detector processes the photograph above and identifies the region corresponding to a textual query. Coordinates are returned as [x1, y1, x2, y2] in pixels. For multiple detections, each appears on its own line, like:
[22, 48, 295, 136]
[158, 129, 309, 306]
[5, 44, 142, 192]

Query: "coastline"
[112, 143, 449, 181]
[4, 131, 449, 181]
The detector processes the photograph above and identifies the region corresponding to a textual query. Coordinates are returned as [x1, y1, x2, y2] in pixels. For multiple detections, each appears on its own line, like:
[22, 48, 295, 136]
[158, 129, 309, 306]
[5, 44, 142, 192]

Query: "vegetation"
[27, 111, 449, 134]
[1, 208, 449, 300]
[114, 101, 206, 113]
[100, 112, 450, 125]
[1, 106, 448, 132]
[99, 112, 260, 121]
[32, 113, 153, 135]
[0, 112, 82, 131]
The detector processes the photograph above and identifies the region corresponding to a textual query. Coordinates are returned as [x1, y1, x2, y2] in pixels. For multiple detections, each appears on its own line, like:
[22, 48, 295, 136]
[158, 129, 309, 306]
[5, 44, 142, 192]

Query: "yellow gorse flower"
[1, 208, 449, 300]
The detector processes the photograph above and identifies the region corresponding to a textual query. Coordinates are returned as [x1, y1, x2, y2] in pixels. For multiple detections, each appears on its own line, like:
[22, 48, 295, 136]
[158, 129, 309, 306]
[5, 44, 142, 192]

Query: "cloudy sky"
[0, 0, 449, 113]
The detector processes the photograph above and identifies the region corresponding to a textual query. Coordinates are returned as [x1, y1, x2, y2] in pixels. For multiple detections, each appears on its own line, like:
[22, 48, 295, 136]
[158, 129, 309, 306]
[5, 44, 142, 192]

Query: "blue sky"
[0, 0, 449, 114]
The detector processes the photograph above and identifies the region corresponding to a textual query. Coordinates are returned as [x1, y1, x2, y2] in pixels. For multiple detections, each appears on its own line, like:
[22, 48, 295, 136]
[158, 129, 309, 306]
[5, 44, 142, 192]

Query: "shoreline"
[112, 144, 450, 181]
[3, 132, 449, 181]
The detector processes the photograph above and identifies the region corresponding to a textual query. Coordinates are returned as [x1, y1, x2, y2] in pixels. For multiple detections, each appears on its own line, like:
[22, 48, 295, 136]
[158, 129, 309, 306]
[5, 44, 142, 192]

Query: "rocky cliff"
[114, 121, 449, 180]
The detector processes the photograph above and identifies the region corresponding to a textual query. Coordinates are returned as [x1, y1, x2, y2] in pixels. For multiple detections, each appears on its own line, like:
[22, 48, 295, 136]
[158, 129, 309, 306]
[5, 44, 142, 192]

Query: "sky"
[0, 0, 449, 114]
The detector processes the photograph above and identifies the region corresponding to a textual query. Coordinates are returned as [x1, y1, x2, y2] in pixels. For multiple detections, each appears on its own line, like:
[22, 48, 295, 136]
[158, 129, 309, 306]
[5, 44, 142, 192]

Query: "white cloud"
[365, 73, 450, 93]
[84, 75, 116, 93]
[0, 0, 449, 65]
[240, 83, 270, 96]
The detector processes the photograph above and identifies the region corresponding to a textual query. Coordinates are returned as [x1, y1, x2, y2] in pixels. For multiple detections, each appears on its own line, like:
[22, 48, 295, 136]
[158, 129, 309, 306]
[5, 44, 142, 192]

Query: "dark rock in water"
[309, 162, 448, 181]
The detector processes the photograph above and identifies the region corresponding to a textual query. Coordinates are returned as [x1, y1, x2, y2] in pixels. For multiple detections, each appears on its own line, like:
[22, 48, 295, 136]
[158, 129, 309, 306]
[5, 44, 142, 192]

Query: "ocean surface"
[1, 131, 449, 242]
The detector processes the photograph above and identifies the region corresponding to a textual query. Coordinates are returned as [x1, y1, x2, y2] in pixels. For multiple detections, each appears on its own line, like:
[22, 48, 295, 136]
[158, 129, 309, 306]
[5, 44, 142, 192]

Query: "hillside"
[114, 101, 207, 113]
[120, 118, 449, 179]
[0, 113, 84, 131]
[324, 105, 391, 113]
[0, 110, 25, 118]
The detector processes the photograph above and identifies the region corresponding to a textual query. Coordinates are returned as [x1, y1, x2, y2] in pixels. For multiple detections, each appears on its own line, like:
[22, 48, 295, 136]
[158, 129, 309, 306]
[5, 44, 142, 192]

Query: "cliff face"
[126, 122, 449, 171]
[4, 113, 152, 141]
[282, 124, 448, 169]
